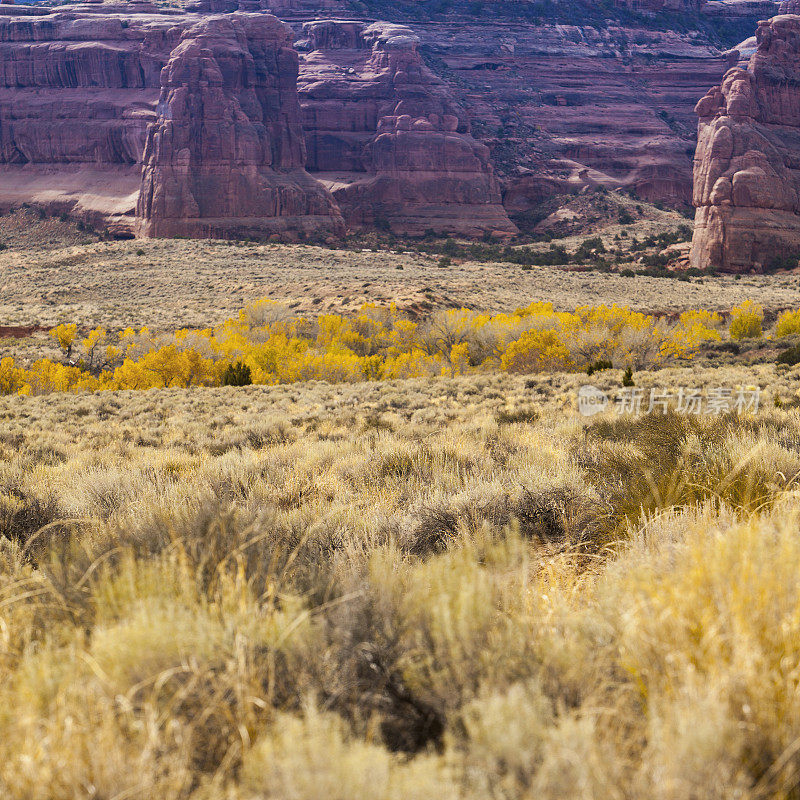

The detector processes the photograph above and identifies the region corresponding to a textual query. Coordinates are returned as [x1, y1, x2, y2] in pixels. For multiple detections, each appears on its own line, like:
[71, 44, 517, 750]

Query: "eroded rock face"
[137, 14, 344, 239]
[0, 1, 768, 241]
[398, 17, 736, 219]
[691, 14, 800, 271]
[0, 4, 343, 239]
[615, 0, 705, 10]
[0, 6, 179, 231]
[297, 20, 516, 236]
[185, 0, 346, 14]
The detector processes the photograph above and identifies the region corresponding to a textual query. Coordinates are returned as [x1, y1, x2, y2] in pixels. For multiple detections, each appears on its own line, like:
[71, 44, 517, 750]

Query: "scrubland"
[2, 364, 800, 798]
[2, 207, 800, 337]
[4, 212, 800, 797]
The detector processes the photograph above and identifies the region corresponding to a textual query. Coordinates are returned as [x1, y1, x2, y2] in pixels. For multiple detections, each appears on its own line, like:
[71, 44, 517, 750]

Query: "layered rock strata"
[137, 15, 343, 238]
[297, 20, 517, 236]
[402, 19, 737, 217]
[0, 1, 773, 240]
[0, 5, 346, 238]
[691, 14, 800, 271]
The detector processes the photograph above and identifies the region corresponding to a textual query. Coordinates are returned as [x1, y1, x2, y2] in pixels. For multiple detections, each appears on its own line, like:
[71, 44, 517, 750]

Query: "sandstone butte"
[691, 10, 800, 271]
[0, 0, 513, 239]
[296, 19, 516, 236]
[136, 14, 346, 239]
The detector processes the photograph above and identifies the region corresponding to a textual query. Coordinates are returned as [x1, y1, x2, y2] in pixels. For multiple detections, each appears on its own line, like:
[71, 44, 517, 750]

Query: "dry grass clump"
[2, 368, 800, 797]
[580, 410, 797, 524]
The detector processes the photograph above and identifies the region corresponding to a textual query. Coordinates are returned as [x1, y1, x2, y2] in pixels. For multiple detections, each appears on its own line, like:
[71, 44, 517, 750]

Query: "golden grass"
[1, 364, 800, 797]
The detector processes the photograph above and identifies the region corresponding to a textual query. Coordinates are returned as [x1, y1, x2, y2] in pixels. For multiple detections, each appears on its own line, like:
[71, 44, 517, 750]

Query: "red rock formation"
[185, 0, 346, 14]
[615, 0, 705, 10]
[0, 6, 179, 231]
[691, 14, 800, 271]
[297, 20, 516, 236]
[0, 5, 343, 239]
[400, 18, 734, 217]
[0, 0, 767, 240]
[137, 15, 344, 239]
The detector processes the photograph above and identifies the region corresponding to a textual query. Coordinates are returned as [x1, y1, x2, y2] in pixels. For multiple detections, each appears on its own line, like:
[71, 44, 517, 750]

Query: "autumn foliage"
[1, 300, 727, 395]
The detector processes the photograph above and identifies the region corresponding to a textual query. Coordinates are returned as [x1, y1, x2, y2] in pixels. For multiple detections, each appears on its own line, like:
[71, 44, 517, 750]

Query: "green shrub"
[622, 366, 634, 387]
[586, 359, 613, 376]
[222, 361, 252, 387]
[777, 345, 800, 367]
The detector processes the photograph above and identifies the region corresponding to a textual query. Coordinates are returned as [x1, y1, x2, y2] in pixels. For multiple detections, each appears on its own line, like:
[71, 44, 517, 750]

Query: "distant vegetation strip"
[0, 300, 788, 395]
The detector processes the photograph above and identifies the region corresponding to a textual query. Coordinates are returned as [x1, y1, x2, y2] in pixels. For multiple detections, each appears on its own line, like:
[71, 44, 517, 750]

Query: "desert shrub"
[729, 300, 763, 340]
[579, 412, 787, 525]
[775, 308, 800, 338]
[407, 505, 460, 557]
[512, 486, 611, 549]
[495, 405, 540, 424]
[605, 512, 800, 795]
[0, 488, 60, 551]
[240, 709, 455, 800]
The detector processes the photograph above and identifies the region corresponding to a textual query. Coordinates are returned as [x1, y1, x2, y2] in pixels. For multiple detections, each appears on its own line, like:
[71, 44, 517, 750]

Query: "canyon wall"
[297, 20, 516, 236]
[0, 5, 174, 233]
[403, 19, 736, 224]
[0, 4, 343, 238]
[691, 13, 800, 271]
[0, 0, 771, 241]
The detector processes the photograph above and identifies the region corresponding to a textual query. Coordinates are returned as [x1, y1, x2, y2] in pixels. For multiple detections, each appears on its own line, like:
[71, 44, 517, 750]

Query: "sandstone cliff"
[691, 14, 800, 271]
[137, 15, 344, 239]
[342, 0, 758, 218]
[185, 0, 347, 15]
[297, 20, 516, 236]
[0, 0, 770, 242]
[403, 19, 734, 221]
[0, 3, 343, 239]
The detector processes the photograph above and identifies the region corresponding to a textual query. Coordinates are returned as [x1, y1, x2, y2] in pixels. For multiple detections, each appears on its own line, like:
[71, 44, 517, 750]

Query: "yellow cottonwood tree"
[49, 323, 77, 358]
